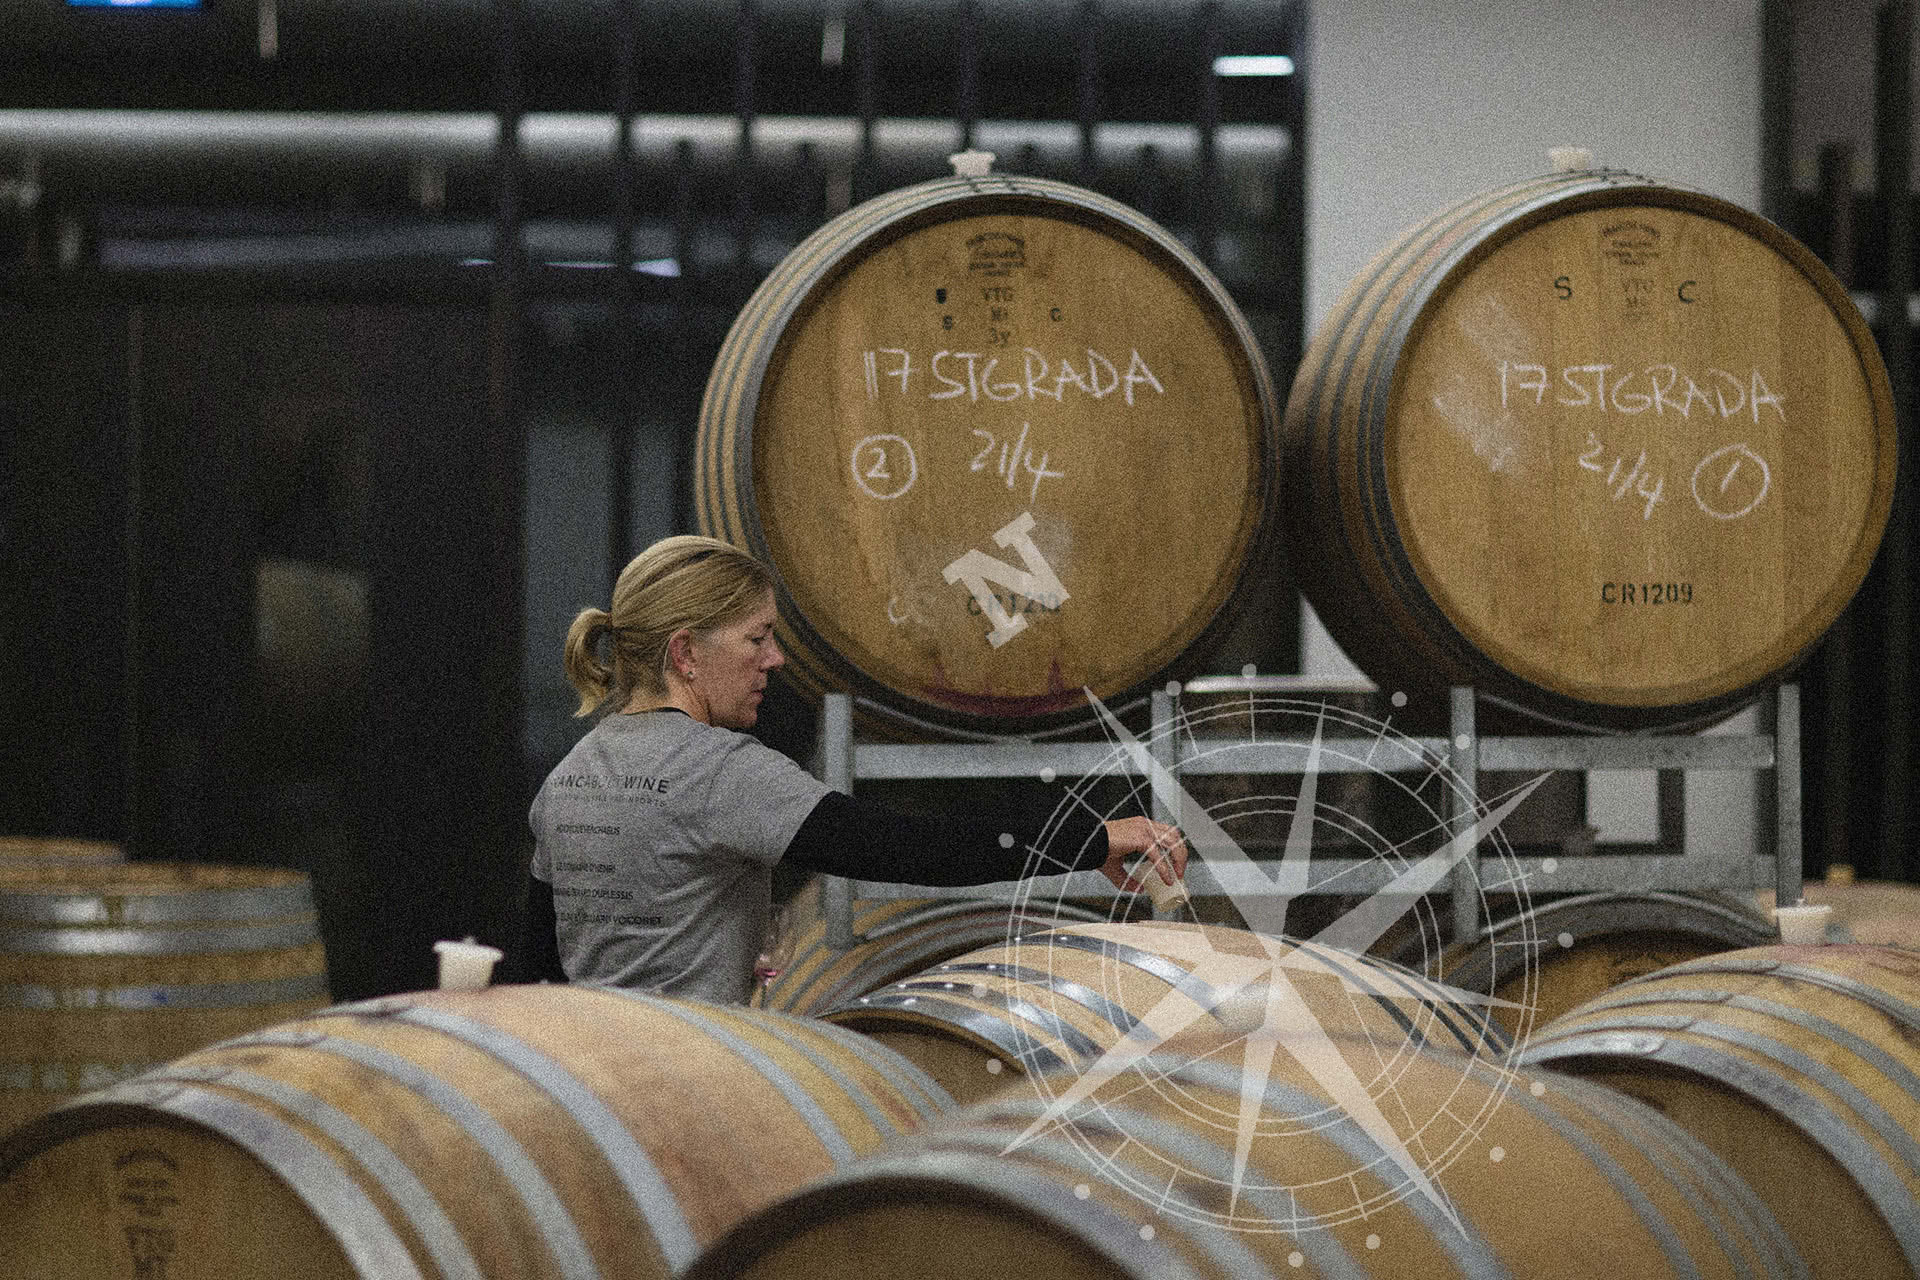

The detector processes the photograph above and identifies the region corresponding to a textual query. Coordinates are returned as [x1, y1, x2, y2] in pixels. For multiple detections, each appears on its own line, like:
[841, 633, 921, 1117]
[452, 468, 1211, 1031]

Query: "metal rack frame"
[808, 681, 1801, 951]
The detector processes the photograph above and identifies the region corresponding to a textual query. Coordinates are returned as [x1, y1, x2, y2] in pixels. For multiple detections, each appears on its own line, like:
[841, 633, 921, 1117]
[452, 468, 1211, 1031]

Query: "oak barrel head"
[1284, 169, 1897, 732]
[699, 172, 1282, 737]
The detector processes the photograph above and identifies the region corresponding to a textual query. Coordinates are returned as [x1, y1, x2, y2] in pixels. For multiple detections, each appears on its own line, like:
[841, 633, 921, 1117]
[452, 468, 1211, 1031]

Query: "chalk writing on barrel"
[862, 346, 1165, 406]
[1576, 432, 1772, 523]
[943, 512, 1070, 649]
[1578, 432, 1666, 520]
[1500, 360, 1786, 424]
[971, 422, 1066, 503]
[850, 434, 918, 500]
[1690, 443, 1771, 521]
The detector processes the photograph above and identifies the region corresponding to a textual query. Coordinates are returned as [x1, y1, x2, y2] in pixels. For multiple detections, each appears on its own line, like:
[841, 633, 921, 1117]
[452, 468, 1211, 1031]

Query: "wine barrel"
[1284, 167, 1896, 732]
[1394, 889, 1778, 1037]
[0, 984, 952, 1279]
[760, 878, 1104, 1016]
[821, 921, 1510, 1103]
[0, 861, 331, 1136]
[698, 168, 1281, 736]
[0, 837, 124, 866]
[1518, 943, 1920, 1278]
[686, 1042, 1803, 1279]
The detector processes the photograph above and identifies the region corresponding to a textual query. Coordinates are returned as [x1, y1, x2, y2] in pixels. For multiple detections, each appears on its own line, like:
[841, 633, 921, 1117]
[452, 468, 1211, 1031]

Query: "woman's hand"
[1099, 815, 1189, 894]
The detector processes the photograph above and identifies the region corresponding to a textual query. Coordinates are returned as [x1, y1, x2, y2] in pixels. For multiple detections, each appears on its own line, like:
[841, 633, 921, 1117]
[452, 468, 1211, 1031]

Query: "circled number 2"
[850, 434, 918, 500]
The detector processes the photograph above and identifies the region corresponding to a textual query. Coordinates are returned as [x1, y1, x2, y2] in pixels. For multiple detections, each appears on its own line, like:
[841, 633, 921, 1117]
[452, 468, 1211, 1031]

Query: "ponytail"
[562, 606, 617, 717]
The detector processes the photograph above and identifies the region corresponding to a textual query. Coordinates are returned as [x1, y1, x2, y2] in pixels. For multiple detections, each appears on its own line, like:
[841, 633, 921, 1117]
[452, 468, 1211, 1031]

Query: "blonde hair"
[563, 535, 775, 717]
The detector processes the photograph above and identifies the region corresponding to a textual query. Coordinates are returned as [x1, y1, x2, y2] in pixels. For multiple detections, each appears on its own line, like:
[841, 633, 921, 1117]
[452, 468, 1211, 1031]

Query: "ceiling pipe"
[0, 110, 1281, 170]
[4, 0, 1293, 45]
[0, 110, 1288, 208]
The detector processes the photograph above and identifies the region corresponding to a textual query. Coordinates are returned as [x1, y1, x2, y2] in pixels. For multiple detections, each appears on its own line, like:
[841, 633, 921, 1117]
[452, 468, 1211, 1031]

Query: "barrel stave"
[760, 880, 1102, 1017]
[1401, 889, 1778, 1036]
[823, 921, 1511, 1104]
[686, 1041, 1803, 1279]
[0, 863, 331, 1135]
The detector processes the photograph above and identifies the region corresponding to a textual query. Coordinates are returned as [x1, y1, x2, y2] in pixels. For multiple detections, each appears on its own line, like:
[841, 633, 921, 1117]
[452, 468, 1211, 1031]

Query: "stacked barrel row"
[740, 923, 1920, 1278]
[18, 923, 1920, 1276]
[695, 164, 1895, 736]
[0, 920, 1511, 1277]
[0, 984, 952, 1278]
[677, 158, 1908, 1277]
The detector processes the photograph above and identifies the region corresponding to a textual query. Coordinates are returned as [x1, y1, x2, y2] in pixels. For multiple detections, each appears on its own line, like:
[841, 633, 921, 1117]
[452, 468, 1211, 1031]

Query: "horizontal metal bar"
[1488, 855, 1779, 893]
[1175, 737, 1446, 773]
[853, 742, 1125, 779]
[845, 849, 1779, 903]
[857, 738, 1446, 779]
[856, 739, 1453, 779]
[1178, 674, 1379, 695]
[853, 734, 1776, 779]
[1475, 736, 1774, 771]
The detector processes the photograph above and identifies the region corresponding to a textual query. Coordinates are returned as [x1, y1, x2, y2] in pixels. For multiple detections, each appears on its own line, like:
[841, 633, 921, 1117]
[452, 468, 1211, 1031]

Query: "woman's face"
[687, 592, 784, 729]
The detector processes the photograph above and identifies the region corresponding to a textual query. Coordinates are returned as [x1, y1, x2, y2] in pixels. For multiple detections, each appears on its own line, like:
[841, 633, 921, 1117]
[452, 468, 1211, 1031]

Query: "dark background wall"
[0, 0, 1307, 999]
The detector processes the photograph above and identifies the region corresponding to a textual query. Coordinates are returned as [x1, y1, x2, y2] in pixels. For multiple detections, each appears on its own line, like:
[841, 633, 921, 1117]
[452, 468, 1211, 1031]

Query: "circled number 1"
[1690, 442, 1770, 521]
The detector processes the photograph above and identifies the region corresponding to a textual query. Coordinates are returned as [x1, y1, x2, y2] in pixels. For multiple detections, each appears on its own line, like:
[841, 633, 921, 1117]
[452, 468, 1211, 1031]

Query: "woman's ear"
[665, 628, 697, 680]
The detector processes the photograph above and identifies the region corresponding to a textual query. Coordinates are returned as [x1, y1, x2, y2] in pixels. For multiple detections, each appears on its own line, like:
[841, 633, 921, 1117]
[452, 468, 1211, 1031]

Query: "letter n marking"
[941, 512, 1070, 648]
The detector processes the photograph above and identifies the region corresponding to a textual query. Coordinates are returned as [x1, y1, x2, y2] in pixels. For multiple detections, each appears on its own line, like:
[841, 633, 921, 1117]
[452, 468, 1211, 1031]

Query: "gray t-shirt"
[528, 710, 831, 1004]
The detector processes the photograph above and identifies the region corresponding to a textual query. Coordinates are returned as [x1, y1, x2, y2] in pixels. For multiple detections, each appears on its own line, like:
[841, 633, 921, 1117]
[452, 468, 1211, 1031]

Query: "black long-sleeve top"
[506, 789, 1110, 985]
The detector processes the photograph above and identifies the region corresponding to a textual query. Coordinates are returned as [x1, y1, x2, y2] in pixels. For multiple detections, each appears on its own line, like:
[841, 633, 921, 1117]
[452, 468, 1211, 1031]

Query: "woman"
[514, 534, 1188, 1003]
